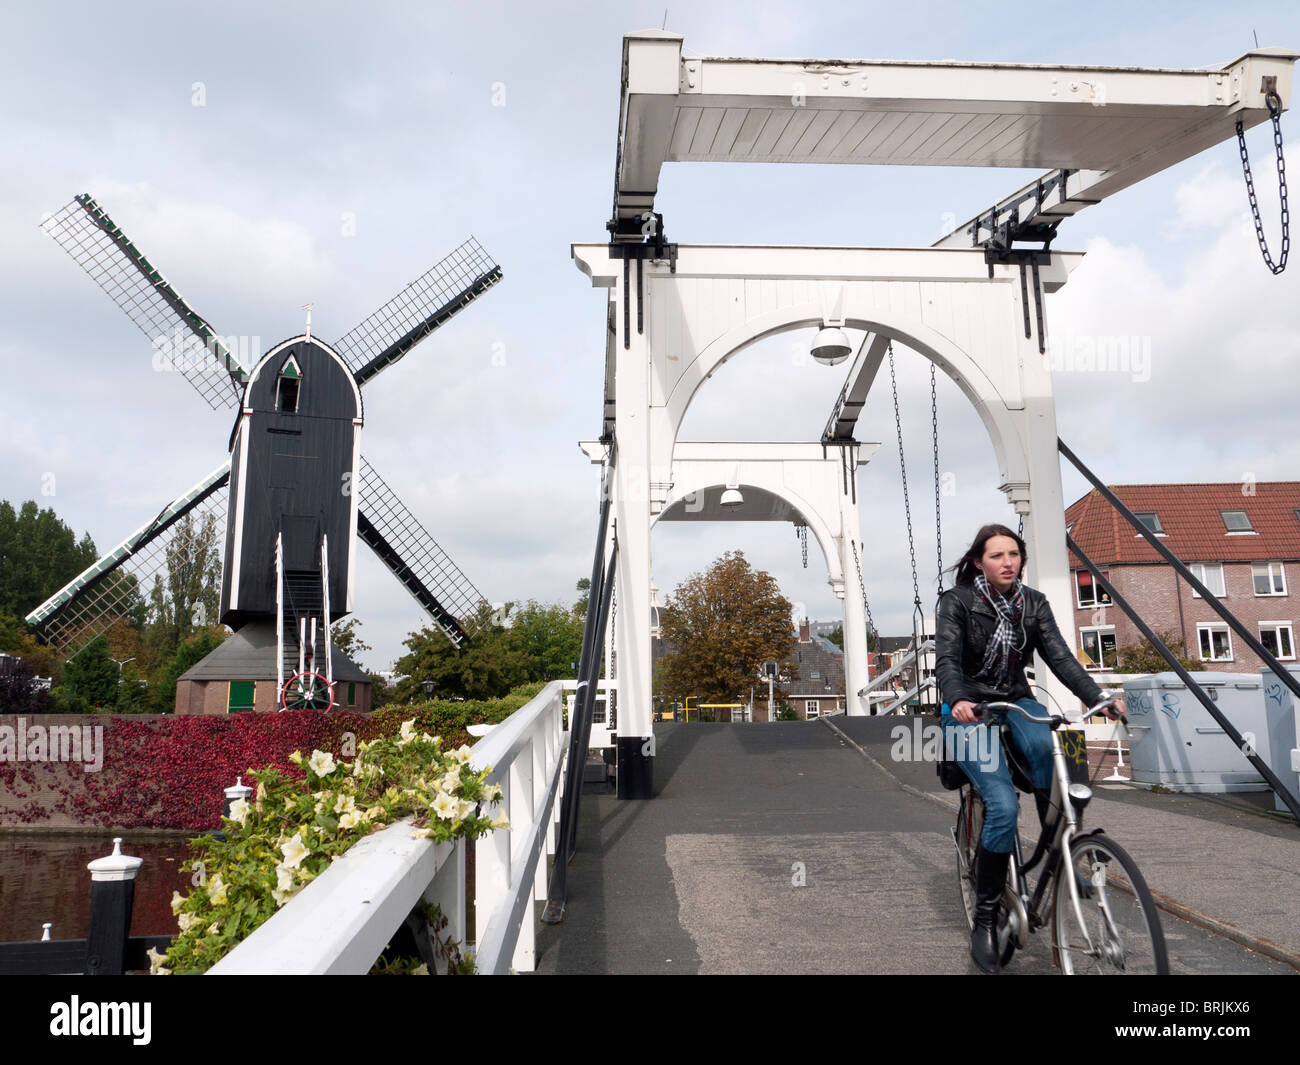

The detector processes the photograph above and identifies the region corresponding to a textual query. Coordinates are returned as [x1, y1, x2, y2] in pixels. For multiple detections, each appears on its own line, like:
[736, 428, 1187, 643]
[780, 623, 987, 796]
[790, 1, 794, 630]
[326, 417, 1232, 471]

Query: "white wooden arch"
[575, 241, 1087, 792]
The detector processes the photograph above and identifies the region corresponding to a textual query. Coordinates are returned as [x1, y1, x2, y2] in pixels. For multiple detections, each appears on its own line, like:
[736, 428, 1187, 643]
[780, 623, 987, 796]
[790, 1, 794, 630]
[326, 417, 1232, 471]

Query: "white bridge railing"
[211, 679, 571, 975]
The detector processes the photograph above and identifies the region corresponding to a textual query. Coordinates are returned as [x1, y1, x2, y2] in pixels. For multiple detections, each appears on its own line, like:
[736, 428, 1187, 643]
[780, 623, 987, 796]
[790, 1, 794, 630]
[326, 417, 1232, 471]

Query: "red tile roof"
[1065, 483, 1300, 567]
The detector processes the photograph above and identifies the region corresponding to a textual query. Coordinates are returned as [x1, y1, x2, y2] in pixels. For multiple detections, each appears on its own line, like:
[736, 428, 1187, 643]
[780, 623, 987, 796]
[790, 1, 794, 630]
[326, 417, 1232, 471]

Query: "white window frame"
[804, 699, 820, 720]
[1074, 568, 1112, 608]
[1188, 562, 1225, 599]
[1252, 561, 1287, 597]
[1078, 626, 1117, 671]
[1259, 622, 1296, 661]
[1197, 623, 1233, 662]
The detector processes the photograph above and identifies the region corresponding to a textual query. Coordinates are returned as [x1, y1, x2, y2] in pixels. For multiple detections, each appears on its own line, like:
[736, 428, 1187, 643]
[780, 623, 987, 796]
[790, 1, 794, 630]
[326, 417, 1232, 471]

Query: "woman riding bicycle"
[935, 523, 1123, 974]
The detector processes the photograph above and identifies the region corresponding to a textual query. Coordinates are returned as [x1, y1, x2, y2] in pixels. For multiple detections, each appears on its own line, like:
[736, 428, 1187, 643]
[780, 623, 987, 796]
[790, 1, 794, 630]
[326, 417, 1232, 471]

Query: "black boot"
[970, 845, 1010, 974]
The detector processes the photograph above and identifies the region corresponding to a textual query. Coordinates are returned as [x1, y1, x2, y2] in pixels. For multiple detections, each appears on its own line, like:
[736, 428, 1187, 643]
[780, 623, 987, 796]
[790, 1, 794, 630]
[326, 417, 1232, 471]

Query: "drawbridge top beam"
[614, 31, 1297, 233]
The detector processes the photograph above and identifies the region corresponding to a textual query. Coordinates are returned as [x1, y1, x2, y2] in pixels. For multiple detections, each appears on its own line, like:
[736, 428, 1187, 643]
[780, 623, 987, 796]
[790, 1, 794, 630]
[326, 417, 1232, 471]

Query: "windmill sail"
[41, 194, 247, 410]
[334, 238, 501, 388]
[356, 456, 486, 647]
[26, 462, 231, 656]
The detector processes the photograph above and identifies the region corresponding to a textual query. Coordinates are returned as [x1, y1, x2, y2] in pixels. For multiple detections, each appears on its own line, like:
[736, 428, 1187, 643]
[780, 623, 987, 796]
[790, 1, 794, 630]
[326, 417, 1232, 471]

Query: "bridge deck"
[533, 719, 1297, 975]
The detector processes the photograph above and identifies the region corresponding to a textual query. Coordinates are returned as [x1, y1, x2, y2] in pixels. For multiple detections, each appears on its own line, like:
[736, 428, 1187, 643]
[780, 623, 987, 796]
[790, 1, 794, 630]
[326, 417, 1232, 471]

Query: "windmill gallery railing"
[210, 680, 569, 975]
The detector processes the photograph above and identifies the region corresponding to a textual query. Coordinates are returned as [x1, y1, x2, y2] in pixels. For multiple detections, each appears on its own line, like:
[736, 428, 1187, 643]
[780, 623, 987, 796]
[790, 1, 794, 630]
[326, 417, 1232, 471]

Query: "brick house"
[1065, 482, 1300, 675]
[786, 619, 846, 720]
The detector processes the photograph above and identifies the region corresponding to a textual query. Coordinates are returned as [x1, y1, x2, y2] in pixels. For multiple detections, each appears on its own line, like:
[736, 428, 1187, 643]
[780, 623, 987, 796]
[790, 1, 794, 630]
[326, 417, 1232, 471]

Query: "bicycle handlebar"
[970, 694, 1126, 728]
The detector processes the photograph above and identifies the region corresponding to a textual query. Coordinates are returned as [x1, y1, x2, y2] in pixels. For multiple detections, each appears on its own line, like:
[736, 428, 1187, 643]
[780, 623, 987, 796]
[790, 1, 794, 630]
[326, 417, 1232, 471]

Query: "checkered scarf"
[973, 573, 1025, 690]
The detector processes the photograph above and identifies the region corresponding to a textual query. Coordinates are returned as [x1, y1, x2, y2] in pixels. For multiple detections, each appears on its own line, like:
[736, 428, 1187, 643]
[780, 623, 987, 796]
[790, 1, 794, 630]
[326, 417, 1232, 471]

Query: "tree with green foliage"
[1114, 631, 1204, 674]
[142, 510, 223, 679]
[62, 634, 119, 709]
[0, 499, 100, 618]
[330, 617, 371, 668]
[658, 551, 797, 709]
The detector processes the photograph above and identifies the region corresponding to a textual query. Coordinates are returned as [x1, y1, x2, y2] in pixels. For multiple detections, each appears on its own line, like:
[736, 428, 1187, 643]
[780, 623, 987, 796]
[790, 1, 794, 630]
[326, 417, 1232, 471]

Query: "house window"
[1197, 624, 1233, 662]
[1075, 569, 1112, 608]
[347, 683, 356, 706]
[1188, 562, 1225, 598]
[1220, 510, 1253, 533]
[228, 680, 256, 713]
[1252, 561, 1287, 596]
[276, 356, 302, 413]
[805, 700, 820, 720]
[1259, 623, 1295, 661]
[1133, 511, 1163, 534]
[810, 671, 820, 679]
[1078, 627, 1117, 670]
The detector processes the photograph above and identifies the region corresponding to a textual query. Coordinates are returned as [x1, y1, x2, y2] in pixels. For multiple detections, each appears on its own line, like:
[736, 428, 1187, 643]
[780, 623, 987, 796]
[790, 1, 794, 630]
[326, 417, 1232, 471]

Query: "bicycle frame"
[971, 699, 1119, 962]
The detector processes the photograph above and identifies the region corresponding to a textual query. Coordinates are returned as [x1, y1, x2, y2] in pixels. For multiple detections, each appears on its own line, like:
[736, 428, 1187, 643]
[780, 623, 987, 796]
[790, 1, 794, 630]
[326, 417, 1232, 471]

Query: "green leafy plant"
[155, 720, 508, 974]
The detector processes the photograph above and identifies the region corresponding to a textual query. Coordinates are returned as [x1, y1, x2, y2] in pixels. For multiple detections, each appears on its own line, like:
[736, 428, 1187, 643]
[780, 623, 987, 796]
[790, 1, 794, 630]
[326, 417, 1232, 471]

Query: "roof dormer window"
[1220, 509, 1253, 533]
[277, 356, 302, 413]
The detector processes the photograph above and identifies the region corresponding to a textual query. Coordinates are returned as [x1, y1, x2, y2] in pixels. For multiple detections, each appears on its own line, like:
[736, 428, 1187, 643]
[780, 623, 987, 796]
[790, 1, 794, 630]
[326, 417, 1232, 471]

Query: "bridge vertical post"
[612, 261, 655, 799]
[840, 461, 871, 716]
[1008, 300, 1078, 717]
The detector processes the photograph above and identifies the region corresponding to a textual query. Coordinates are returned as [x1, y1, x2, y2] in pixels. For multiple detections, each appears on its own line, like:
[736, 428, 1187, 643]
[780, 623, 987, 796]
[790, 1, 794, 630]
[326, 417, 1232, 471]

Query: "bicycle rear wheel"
[954, 788, 1016, 965]
[1052, 833, 1168, 974]
[954, 788, 984, 930]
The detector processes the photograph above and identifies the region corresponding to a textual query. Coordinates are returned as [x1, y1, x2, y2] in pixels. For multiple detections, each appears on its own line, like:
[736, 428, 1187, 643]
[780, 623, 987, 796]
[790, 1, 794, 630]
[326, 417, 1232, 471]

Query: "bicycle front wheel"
[1052, 833, 1168, 974]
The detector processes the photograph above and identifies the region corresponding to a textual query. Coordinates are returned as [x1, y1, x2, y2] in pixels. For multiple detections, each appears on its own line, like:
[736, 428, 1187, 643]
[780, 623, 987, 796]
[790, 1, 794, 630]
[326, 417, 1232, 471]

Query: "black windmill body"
[28, 194, 500, 709]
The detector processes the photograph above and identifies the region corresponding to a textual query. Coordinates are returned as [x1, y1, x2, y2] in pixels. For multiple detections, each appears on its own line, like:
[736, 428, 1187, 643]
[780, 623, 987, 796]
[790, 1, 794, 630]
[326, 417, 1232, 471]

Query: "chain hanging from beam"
[931, 362, 943, 597]
[794, 522, 808, 568]
[888, 342, 922, 610]
[1237, 90, 1289, 274]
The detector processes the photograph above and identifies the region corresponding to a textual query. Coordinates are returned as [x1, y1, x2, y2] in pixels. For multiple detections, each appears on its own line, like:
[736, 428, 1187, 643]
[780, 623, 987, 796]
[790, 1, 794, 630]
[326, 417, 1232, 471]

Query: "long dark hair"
[948, 523, 1028, 587]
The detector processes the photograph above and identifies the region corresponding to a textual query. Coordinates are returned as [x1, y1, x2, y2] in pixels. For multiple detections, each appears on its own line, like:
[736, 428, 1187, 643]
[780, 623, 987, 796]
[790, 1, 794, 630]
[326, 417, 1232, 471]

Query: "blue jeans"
[943, 698, 1054, 854]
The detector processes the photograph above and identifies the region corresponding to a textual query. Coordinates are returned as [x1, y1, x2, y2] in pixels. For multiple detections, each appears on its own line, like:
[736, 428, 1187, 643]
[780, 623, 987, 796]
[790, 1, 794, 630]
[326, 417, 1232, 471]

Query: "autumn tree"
[658, 551, 796, 709]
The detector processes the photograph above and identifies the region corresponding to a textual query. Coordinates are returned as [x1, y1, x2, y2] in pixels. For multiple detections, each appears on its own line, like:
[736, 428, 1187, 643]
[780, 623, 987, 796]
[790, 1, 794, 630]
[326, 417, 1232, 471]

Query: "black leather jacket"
[934, 582, 1104, 709]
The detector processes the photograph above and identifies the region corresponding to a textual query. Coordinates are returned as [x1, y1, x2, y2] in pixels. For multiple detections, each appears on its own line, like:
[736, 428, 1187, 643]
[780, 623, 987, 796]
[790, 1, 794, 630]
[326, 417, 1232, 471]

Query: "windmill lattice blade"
[27, 463, 230, 658]
[356, 456, 487, 647]
[335, 238, 501, 388]
[41, 195, 246, 410]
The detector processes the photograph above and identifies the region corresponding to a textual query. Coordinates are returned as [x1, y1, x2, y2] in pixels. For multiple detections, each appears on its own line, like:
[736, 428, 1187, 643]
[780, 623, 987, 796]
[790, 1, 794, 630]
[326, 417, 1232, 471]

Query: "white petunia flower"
[334, 793, 357, 816]
[339, 808, 365, 830]
[177, 912, 196, 934]
[484, 783, 503, 802]
[170, 890, 185, 916]
[228, 798, 250, 825]
[450, 745, 473, 765]
[280, 832, 309, 869]
[146, 947, 171, 976]
[398, 719, 418, 746]
[308, 750, 337, 776]
[207, 874, 228, 906]
[489, 811, 511, 831]
[432, 792, 458, 820]
[455, 798, 476, 820]
[275, 862, 295, 892]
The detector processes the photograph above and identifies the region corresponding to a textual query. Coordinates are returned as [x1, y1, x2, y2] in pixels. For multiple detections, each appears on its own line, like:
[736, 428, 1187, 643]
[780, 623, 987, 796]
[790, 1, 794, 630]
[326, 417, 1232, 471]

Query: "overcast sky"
[2, 1, 1298, 670]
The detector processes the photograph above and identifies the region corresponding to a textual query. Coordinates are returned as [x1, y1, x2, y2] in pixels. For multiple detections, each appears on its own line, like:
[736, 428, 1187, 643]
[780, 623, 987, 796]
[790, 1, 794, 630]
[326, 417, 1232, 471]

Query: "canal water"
[0, 835, 195, 944]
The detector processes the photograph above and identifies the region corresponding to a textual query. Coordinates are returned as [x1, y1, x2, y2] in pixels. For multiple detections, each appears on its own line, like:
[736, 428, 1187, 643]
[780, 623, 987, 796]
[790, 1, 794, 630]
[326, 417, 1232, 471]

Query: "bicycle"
[951, 696, 1169, 974]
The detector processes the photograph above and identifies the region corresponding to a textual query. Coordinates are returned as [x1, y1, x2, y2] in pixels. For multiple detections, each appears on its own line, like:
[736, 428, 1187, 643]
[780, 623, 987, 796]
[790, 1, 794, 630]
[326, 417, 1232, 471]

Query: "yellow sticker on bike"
[1060, 728, 1089, 785]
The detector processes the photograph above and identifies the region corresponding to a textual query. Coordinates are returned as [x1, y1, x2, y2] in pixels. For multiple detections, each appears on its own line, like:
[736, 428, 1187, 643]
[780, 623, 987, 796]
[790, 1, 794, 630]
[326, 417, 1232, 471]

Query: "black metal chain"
[1237, 90, 1289, 274]
[1018, 512, 1024, 539]
[931, 362, 943, 596]
[795, 523, 808, 568]
[850, 539, 876, 638]
[889, 343, 922, 607]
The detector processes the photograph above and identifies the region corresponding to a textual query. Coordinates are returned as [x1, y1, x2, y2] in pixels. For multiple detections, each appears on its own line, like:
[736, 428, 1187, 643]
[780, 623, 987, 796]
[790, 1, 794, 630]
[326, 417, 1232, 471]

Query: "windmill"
[26, 194, 500, 710]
